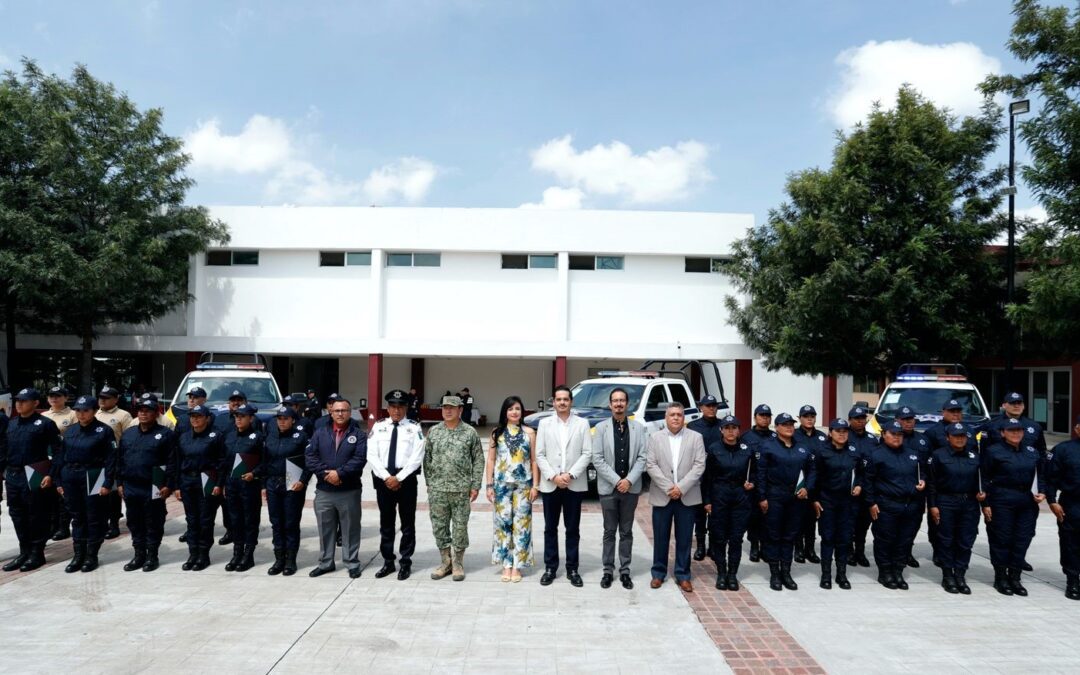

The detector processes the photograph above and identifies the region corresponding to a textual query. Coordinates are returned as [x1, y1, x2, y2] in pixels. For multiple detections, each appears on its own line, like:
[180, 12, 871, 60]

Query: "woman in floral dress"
[486, 396, 539, 582]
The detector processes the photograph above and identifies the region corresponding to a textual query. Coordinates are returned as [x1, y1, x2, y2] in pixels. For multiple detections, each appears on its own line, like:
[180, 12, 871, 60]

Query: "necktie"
[387, 422, 399, 472]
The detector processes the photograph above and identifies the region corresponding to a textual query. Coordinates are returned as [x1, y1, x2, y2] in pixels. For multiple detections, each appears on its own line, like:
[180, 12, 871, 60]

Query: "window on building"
[501, 254, 528, 269]
[596, 255, 624, 270]
[387, 253, 413, 267]
[530, 254, 557, 269]
[320, 251, 346, 267]
[685, 256, 734, 273]
[346, 252, 371, 266]
[569, 255, 595, 270]
[387, 252, 441, 267]
[206, 250, 259, 266]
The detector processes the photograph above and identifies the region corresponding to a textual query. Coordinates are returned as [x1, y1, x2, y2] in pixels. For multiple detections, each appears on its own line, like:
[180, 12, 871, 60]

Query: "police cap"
[829, 418, 850, 431]
[848, 405, 869, 419]
[720, 415, 740, 428]
[71, 396, 97, 411]
[234, 403, 258, 416]
[897, 406, 916, 419]
[14, 387, 41, 401]
[799, 404, 817, 417]
[385, 389, 409, 405]
[698, 394, 719, 407]
[754, 404, 773, 416]
[774, 412, 795, 426]
[947, 423, 968, 436]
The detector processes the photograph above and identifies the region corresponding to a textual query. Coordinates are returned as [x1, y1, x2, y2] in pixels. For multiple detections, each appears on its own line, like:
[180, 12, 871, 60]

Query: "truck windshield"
[176, 376, 281, 407]
[877, 387, 988, 419]
[570, 383, 645, 411]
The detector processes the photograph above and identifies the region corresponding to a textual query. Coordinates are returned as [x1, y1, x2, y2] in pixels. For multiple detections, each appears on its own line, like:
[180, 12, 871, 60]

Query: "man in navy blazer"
[305, 397, 367, 578]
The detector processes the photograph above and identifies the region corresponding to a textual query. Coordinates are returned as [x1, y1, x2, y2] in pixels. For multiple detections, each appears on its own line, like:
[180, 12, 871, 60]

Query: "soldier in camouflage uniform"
[424, 395, 484, 581]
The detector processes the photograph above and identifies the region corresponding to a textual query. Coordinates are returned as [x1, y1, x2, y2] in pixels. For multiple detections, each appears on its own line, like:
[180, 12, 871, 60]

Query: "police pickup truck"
[870, 363, 991, 435]
[165, 353, 284, 428]
[523, 361, 730, 493]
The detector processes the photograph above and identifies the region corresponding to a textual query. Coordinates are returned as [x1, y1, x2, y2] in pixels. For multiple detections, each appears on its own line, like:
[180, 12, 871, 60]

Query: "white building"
[6, 206, 853, 422]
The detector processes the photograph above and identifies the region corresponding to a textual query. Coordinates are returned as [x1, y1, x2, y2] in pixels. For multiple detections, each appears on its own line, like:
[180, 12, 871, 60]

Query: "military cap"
[441, 395, 463, 407]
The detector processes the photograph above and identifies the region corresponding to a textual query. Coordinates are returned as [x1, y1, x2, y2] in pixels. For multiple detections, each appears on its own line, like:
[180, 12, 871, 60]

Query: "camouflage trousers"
[429, 490, 472, 550]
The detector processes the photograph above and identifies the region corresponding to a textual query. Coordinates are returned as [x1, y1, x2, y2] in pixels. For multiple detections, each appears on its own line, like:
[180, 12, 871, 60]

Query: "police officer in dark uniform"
[304, 389, 321, 425]
[274, 394, 312, 439]
[897, 406, 929, 568]
[460, 388, 474, 426]
[213, 389, 261, 546]
[1047, 415, 1080, 600]
[756, 412, 816, 591]
[688, 395, 723, 561]
[175, 404, 224, 571]
[847, 405, 877, 567]
[982, 418, 1046, 596]
[923, 399, 980, 568]
[407, 388, 421, 423]
[813, 418, 862, 590]
[2, 388, 61, 572]
[117, 396, 176, 572]
[864, 420, 926, 590]
[740, 404, 776, 563]
[173, 386, 208, 435]
[263, 407, 311, 576]
[793, 405, 825, 564]
[927, 422, 985, 594]
[220, 403, 265, 572]
[703, 414, 755, 591]
[54, 396, 117, 573]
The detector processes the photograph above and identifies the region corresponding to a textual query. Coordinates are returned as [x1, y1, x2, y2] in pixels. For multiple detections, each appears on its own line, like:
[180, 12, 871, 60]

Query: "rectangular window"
[685, 256, 734, 273]
[346, 252, 371, 266]
[529, 254, 557, 269]
[413, 253, 441, 267]
[569, 255, 595, 271]
[206, 250, 259, 266]
[596, 255, 624, 270]
[501, 254, 528, 269]
[319, 251, 346, 267]
[387, 253, 413, 267]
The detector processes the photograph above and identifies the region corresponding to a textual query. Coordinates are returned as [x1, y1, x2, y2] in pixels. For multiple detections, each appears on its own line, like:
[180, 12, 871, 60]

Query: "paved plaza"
[2, 459, 1079, 674]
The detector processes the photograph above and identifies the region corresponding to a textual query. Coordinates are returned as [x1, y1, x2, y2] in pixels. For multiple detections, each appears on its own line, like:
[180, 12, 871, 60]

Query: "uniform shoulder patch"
[209, 432, 217, 438]
[155, 433, 163, 439]
[249, 433, 257, 440]
[95, 426, 105, 433]
[347, 435, 357, 444]
[740, 443, 747, 450]
[292, 432, 300, 438]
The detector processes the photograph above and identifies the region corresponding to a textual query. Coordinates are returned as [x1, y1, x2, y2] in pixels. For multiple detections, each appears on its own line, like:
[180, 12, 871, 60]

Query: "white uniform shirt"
[367, 418, 425, 481]
[665, 427, 685, 483]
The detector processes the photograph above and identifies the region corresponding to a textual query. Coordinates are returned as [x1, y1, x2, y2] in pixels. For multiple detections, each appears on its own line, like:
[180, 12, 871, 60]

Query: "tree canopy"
[724, 87, 1005, 378]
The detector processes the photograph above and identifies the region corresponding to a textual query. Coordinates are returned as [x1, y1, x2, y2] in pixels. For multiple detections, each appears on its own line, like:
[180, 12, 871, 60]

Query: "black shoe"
[819, 566, 832, 590]
[283, 549, 298, 576]
[794, 550, 805, 564]
[748, 541, 761, 563]
[268, 549, 286, 576]
[835, 565, 851, 590]
[218, 531, 233, 546]
[879, 567, 898, 590]
[805, 548, 821, 564]
[179, 533, 188, 544]
[540, 569, 556, 586]
[142, 548, 160, 572]
[52, 527, 71, 542]
[193, 550, 211, 571]
[906, 555, 920, 568]
[19, 547, 46, 572]
[375, 561, 396, 578]
[955, 570, 971, 595]
[309, 565, 336, 577]
[780, 563, 798, 590]
[600, 573, 613, 589]
[854, 549, 871, 567]
[714, 563, 728, 590]
[2, 548, 28, 572]
[993, 567, 1013, 595]
[1065, 574, 1080, 601]
[124, 549, 146, 572]
[942, 569, 959, 594]
[895, 568, 908, 590]
[1021, 560, 1033, 572]
[769, 562, 783, 591]
[397, 562, 411, 581]
[693, 544, 706, 561]
[620, 573, 634, 590]
[1007, 568, 1028, 596]
[348, 567, 362, 579]
[237, 547, 255, 572]
[81, 544, 101, 573]
[182, 551, 198, 571]
[104, 523, 121, 540]
[224, 545, 243, 572]
[65, 543, 86, 574]
[567, 570, 583, 587]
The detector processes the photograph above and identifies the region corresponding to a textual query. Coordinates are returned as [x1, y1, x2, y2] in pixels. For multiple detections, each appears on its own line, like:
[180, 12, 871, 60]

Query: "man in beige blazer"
[535, 385, 593, 587]
[646, 402, 706, 592]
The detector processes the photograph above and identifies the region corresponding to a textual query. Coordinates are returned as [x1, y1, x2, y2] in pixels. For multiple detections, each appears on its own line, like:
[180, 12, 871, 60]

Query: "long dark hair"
[492, 395, 526, 444]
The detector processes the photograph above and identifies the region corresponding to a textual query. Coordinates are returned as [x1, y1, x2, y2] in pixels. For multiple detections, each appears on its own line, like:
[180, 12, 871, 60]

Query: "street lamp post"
[1004, 99, 1030, 393]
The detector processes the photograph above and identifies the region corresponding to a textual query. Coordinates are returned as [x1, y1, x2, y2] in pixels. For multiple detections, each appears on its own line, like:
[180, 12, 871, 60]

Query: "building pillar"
[185, 351, 200, 372]
[822, 374, 838, 423]
[553, 356, 567, 388]
[368, 353, 384, 429]
[735, 359, 752, 426]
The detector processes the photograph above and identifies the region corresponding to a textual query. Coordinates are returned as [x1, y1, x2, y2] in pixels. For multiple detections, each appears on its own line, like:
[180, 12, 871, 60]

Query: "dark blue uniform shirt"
[864, 443, 925, 505]
[926, 445, 981, 507]
[688, 417, 722, 453]
[2, 413, 61, 467]
[1047, 439, 1080, 503]
[263, 426, 312, 482]
[813, 442, 861, 497]
[982, 415, 1047, 456]
[55, 421, 117, 485]
[176, 427, 226, 476]
[703, 440, 755, 499]
[982, 441, 1046, 498]
[756, 436, 816, 501]
[118, 423, 177, 489]
[220, 427, 266, 480]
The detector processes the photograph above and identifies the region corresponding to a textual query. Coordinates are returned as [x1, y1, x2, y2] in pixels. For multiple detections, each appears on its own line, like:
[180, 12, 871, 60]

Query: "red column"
[822, 375, 838, 423]
[1071, 361, 1080, 432]
[185, 351, 200, 371]
[735, 359, 752, 425]
[554, 356, 567, 388]
[368, 353, 383, 429]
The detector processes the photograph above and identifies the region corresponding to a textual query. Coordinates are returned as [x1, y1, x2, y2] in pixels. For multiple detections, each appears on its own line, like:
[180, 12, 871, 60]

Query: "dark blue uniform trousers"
[872, 497, 922, 568]
[764, 493, 803, 564]
[710, 489, 751, 567]
[265, 476, 306, 551]
[180, 474, 219, 552]
[123, 486, 167, 550]
[987, 489, 1038, 569]
[4, 467, 53, 547]
[61, 466, 106, 545]
[224, 477, 262, 549]
[652, 497, 696, 581]
[934, 495, 980, 571]
[1058, 496, 1080, 576]
[818, 491, 856, 565]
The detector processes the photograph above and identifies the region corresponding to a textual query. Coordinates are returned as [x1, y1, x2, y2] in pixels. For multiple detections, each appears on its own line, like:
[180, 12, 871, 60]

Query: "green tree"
[724, 87, 1005, 378]
[982, 0, 1080, 348]
[0, 60, 229, 392]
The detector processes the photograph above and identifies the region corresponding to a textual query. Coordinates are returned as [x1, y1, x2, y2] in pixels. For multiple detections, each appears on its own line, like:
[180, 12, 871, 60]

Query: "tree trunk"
[4, 291, 16, 388]
[80, 326, 95, 396]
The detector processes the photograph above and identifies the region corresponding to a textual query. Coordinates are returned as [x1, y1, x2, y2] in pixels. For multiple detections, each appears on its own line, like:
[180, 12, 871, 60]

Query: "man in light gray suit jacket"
[535, 385, 593, 587]
[646, 402, 706, 593]
[592, 387, 647, 590]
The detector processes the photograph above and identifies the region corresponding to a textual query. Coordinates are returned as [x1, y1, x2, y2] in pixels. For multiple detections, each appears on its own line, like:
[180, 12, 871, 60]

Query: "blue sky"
[0, 0, 1044, 223]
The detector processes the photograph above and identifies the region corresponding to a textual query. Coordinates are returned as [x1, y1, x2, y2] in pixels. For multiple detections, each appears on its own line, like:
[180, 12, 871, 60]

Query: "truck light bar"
[597, 370, 659, 378]
[896, 374, 967, 382]
[195, 363, 267, 371]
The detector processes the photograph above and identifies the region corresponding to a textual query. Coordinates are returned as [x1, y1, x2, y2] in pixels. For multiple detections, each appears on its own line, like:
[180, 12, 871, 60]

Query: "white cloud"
[185, 115, 438, 205]
[528, 135, 712, 205]
[362, 157, 438, 204]
[830, 40, 1001, 127]
[520, 186, 584, 209]
[1015, 205, 1048, 224]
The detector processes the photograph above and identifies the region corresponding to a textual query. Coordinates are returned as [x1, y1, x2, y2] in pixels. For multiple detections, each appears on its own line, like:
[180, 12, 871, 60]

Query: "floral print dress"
[491, 425, 534, 569]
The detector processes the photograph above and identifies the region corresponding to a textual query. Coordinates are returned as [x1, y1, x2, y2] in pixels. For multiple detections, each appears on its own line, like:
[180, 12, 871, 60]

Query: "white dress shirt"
[666, 427, 684, 483]
[555, 413, 572, 472]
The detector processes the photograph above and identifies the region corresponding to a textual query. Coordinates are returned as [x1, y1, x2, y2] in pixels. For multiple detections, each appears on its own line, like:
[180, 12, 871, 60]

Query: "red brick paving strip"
[633, 501, 826, 674]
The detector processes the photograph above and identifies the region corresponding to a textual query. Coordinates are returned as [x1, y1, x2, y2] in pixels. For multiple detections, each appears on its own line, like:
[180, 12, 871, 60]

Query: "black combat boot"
[993, 566, 1014, 596]
[237, 545, 256, 572]
[1066, 574, 1080, 600]
[2, 545, 29, 572]
[835, 563, 851, 590]
[19, 544, 45, 572]
[748, 540, 761, 563]
[182, 545, 199, 571]
[218, 530, 234, 546]
[819, 561, 832, 589]
[65, 542, 86, 573]
[879, 566, 897, 589]
[142, 545, 160, 572]
[768, 562, 782, 591]
[193, 548, 211, 571]
[282, 548, 298, 576]
[268, 548, 285, 576]
[941, 568, 959, 594]
[727, 558, 741, 591]
[894, 566, 908, 590]
[81, 542, 101, 572]
[1007, 568, 1028, 596]
[124, 547, 146, 571]
[955, 569, 971, 595]
[714, 561, 728, 590]
[804, 540, 820, 564]
[780, 561, 798, 590]
[225, 543, 243, 571]
[853, 543, 870, 567]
